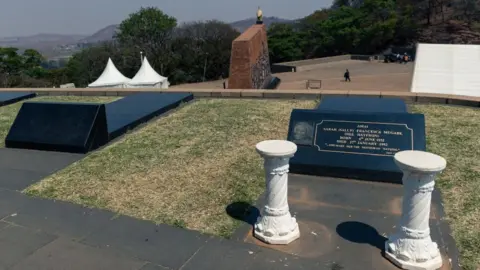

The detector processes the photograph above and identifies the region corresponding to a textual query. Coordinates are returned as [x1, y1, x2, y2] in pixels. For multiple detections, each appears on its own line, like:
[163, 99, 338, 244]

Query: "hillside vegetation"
[267, 0, 480, 63]
[1, 0, 480, 88]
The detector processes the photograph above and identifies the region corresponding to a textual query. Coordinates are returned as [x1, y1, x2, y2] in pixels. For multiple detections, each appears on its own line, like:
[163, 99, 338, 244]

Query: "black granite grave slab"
[0, 92, 36, 106]
[79, 215, 211, 269]
[0, 148, 85, 190]
[287, 109, 426, 183]
[10, 238, 146, 270]
[317, 96, 407, 113]
[0, 225, 57, 269]
[5, 102, 109, 153]
[106, 92, 194, 140]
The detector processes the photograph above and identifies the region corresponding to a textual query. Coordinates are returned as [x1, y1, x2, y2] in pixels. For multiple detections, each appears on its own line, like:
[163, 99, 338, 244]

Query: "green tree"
[22, 49, 44, 69]
[0, 47, 24, 87]
[171, 20, 239, 84]
[267, 23, 304, 63]
[454, 0, 480, 28]
[115, 7, 177, 75]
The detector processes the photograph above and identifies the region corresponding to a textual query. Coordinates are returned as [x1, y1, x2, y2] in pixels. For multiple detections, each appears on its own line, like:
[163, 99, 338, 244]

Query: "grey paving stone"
[289, 174, 403, 214]
[11, 237, 145, 270]
[0, 148, 84, 173]
[138, 263, 169, 270]
[0, 149, 85, 191]
[0, 169, 48, 191]
[0, 221, 10, 231]
[0, 225, 57, 269]
[80, 216, 211, 269]
[0, 189, 31, 219]
[5, 197, 115, 239]
[181, 238, 327, 270]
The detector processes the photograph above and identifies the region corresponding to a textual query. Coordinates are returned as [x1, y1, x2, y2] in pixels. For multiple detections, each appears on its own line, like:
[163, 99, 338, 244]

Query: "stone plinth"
[385, 150, 446, 270]
[254, 140, 299, 245]
[228, 24, 272, 89]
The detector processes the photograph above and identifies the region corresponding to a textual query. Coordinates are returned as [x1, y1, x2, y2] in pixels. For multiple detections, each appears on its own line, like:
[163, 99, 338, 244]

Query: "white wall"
[411, 43, 480, 97]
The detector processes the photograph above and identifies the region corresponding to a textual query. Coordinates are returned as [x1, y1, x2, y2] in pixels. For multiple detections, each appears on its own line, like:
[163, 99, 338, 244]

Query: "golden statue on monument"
[256, 6, 263, 24]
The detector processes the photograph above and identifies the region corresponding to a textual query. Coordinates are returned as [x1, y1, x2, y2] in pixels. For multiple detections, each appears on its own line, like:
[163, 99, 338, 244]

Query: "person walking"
[403, 53, 409, 64]
[344, 69, 351, 82]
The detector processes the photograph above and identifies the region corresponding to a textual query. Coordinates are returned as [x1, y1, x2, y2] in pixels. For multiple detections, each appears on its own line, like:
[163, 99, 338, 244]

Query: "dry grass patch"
[25, 99, 315, 237]
[0, 96, 118, 147]
[412, 104, 480, 270]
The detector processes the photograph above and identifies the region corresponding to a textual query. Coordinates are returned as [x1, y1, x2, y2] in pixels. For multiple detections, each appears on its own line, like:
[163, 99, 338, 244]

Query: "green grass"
[412, 104, 480, 270]
[0, 96, 118, 147]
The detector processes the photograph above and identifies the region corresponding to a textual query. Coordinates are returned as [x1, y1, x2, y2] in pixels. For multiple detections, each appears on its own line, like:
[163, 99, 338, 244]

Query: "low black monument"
[5, 92, 194, 154]
[287, 97, 426, 183]
[6, 102, 109, 153]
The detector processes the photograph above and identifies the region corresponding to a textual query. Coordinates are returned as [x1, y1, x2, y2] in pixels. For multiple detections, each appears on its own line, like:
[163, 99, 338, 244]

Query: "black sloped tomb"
[5, 102, 108, 153]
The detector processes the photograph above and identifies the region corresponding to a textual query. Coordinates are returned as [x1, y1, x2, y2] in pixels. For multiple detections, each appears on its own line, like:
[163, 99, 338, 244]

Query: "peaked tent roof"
[88, 58, 131, 87]
[129, 57, 167, 85]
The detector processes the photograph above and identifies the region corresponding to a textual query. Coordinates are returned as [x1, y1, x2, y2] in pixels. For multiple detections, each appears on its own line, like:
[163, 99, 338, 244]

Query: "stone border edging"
[1, 88, 479, 108]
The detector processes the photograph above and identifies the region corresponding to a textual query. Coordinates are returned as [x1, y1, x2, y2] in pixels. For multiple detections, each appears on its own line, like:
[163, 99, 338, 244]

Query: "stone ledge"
[0, 88, 479, 108]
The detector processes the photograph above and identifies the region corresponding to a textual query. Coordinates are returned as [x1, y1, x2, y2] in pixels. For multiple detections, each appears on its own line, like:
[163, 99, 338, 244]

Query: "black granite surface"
[287, 109, 426, 183]
[317, 96, 407, 113]
[5, 102, 108, 153]
[105, 92, 194, 140]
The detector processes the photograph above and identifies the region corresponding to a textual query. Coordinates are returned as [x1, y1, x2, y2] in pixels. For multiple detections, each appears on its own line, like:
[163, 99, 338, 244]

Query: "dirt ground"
[172, 60, 414, 92]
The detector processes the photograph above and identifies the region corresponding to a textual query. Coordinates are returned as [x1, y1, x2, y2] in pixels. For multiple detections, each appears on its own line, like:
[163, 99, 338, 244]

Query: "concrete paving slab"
[138, 263, 169, 270]
[0, 148, 84, 190]
[0, 148, 84, 173]
[288, 174, 405, 216]
[0, 169, 51, 191]
[80, 215, 211, 269]
[5, 197, 115, 240]
[0, 189, 32, 219]
[0, 221, 10, 230]
[0, 225, 57, 269]
[10, 237, 146, 270]
[181, 238, 329, 270]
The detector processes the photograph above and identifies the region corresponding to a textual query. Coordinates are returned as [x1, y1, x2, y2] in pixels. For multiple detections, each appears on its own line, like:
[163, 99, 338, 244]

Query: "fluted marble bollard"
[385, 150, 446, 270]
[254, 140, 300, 245]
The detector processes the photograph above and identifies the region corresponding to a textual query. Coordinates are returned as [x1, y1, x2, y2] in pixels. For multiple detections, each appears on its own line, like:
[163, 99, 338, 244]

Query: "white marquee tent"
[88, 58, 131, 88]
[127, 57, 169, 89]
[411, 43, 480, 97]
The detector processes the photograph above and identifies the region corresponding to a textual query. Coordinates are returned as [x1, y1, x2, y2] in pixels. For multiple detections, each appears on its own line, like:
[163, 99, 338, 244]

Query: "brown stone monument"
[228, 8, 272, 89]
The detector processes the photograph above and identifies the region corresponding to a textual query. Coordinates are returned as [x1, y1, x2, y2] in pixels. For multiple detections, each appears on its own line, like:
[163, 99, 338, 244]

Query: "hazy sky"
[0, 0, 333, 37]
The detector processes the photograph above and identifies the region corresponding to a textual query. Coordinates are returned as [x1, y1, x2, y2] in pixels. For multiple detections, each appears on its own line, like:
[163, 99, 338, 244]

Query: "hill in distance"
[0, 17, 292, 58]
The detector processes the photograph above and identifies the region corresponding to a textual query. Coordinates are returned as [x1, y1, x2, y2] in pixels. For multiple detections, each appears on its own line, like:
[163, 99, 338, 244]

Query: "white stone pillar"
[254, 140, 300, 245]
[385, 150, 446, 270]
